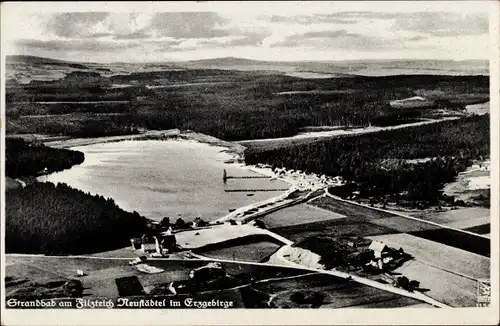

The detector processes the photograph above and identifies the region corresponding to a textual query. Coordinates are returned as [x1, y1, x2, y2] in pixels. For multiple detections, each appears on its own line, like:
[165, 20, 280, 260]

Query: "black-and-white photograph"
[1, 1, 498, 324]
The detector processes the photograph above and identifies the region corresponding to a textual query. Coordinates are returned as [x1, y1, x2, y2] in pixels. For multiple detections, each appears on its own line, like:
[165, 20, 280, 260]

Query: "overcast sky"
[1, 1, 492, 63]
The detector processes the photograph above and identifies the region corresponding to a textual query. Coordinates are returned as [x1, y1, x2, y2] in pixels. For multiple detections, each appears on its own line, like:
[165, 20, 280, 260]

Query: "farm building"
[369, 240, 388, 259]
[154, 234, 177, 254]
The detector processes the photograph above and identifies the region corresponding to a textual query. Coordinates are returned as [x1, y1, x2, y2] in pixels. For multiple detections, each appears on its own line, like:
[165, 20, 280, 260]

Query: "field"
[250, 273, 433, 308]
[5, 255, 309, 301]
[307, 196, 490, 257]
[271, 217, 399, 243]
[196, 241, 282, 262]
[265, 195, 490, 307]
[175, 225, 285, 250]
[411, 207, 489, 231]
[259, 203, 346, 228]
[389, 260, 481, 307]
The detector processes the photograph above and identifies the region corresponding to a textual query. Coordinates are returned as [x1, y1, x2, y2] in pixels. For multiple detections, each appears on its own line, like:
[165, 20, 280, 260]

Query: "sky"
[1, 1, 493, 63]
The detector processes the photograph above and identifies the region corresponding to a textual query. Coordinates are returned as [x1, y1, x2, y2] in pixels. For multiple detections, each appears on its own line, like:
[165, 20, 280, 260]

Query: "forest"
[5, 138, 85, 178]
[244, 115, 490, 205]
[5, 139, 147, 254]
[5, 182, 147, 254]
[6, 72, 489, 141]
[122, 74, 488, 141]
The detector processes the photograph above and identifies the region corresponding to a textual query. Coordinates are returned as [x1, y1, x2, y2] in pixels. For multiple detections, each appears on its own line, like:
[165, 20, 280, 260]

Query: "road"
[268, 246, 449, 308]
[187, 252, 447, 307]
[6, 247, 446, 308]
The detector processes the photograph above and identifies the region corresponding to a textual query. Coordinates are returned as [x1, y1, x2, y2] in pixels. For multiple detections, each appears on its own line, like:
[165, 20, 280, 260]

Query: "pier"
[226, 176, 271, 179]
[223, 169, 270, 182]
[224, 188, 289, 192]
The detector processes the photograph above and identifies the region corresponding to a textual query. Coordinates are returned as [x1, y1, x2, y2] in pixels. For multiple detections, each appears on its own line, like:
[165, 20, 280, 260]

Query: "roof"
[369, 240, 387, 253]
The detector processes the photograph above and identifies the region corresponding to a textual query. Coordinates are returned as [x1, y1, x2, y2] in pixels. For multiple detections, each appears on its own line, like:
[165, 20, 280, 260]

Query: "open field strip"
[194, 272, 321, 295]
[7, 253, 134, 260]
[44, 130, 180, 149]
[325, 192, 489, 239]
[260, 203, 347, 229]
[238, 116, 461, 145]
[175, 224, 293, 250]
[366, 234, 489, 281]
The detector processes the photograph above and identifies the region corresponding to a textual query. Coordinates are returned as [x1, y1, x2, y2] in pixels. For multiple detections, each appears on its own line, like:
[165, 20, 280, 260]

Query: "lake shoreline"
[44, 128, 246, 159]
[39, 133, 292, 222]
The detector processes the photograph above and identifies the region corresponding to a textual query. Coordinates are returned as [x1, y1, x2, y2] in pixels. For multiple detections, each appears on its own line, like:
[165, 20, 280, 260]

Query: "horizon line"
[5, 54, 490, 65]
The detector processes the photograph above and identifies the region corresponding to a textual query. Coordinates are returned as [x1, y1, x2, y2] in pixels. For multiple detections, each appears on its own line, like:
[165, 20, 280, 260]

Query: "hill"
[6, 55, 489, 85]
[179, 58, 489, 77]
[7, 55, 89, 69]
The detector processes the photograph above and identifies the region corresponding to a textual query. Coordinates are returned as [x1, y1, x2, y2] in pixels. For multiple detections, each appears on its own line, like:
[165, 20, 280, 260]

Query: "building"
[368, 240, 389, 269]
[192, 217, 208, 228]
[134, 234, 161, 254]
[154, 234, 177, 254]
[369, 240, 388, 258]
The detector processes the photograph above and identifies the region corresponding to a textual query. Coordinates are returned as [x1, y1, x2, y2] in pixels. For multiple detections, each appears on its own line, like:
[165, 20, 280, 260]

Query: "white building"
[369, 240, 388, 259]
[368, 240, 389, 269]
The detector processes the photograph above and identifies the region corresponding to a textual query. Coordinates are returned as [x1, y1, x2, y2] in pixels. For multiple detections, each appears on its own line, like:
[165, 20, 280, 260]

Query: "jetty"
[223, 169, 270, 182]
[224, 188, 289, 192]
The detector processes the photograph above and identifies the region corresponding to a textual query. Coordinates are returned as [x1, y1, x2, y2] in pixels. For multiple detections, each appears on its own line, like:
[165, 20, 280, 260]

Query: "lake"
[39, 140, 289, 222]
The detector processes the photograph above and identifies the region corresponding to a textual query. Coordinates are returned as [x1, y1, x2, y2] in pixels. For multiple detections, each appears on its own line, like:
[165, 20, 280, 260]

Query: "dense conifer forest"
[6, 73, 489, 141]
[6, 182, 147, 254]
[244, 115, 489, 205]
[5, 139, 147, 254]
[5, 138, 85, 178]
